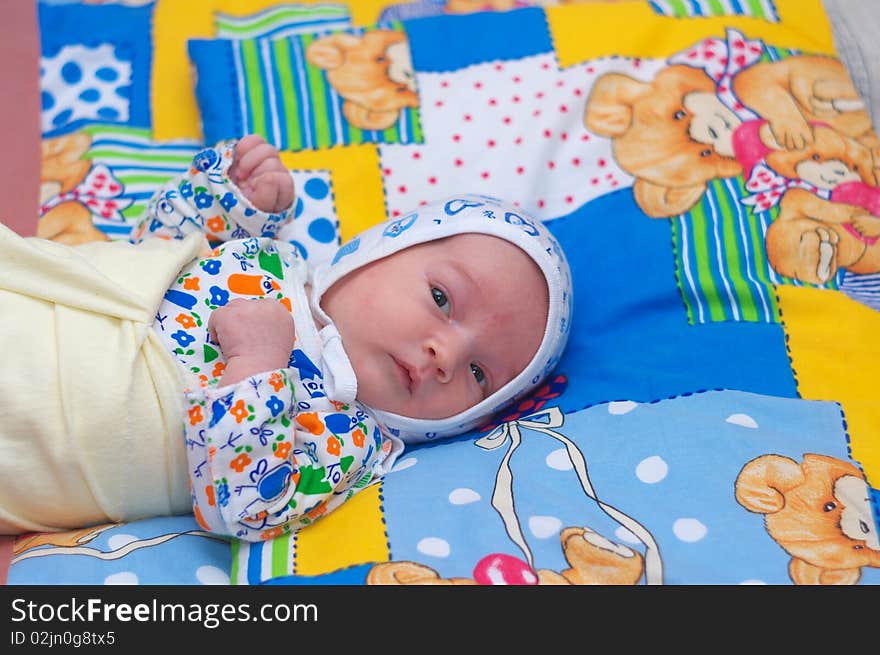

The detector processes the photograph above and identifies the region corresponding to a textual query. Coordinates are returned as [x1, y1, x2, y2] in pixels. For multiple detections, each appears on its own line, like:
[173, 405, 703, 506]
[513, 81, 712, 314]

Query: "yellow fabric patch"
[777, 286, 880, 485]
[547, 0, 836, 69]
[280, 145, 387, 243]
[152, 0, 217, 141]
[152, 0, 396, 140]
[293, 483, 388, 576]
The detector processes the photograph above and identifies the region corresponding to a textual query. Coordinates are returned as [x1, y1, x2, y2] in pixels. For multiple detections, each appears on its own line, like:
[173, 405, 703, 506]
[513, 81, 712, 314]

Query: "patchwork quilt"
[10, 0, 880, 586]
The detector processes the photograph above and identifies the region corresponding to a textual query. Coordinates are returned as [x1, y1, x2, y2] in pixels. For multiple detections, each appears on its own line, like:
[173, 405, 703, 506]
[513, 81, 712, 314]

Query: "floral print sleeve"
[130, 139, 292, 244]
[184, 369, 387, 542]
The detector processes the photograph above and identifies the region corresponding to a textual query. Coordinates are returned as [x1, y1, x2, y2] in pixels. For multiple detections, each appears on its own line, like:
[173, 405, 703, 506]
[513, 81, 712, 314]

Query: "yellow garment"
[0, 224, 206, 533]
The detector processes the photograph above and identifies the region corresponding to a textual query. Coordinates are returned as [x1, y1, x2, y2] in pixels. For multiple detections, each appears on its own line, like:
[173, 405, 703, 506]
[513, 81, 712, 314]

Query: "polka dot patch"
[40, 43, 132, 132]
[379, 53, 667, 219]
[276, 170, 340, 267]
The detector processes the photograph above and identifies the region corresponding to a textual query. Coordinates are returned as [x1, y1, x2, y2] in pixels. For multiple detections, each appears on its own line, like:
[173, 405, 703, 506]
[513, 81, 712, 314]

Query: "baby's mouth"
[391, 355, 414, 394]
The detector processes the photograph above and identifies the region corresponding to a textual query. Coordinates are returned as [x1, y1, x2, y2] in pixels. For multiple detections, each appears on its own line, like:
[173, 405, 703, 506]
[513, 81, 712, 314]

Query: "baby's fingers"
[232, 142, 282, 183]
[206, 303, 225, 345]
[246, 171, 295, 214]
[247, 155, 288, 181]
[232, 134, 268, 162]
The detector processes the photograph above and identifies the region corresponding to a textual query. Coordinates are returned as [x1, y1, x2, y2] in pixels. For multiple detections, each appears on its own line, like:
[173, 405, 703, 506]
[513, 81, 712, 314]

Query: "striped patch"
[215, 3, 352, 40]
[231, 533, 297, 585]
[649, 0, 780, 21]
[378, 0, 447, 23]
[231, 483, 389, 583]
[80, 124, 201, 238]
[840, 272, 880, 312]
[672, 176, 847, 325]
[675, 177, 780, 325]
[223, 25, 423, 152]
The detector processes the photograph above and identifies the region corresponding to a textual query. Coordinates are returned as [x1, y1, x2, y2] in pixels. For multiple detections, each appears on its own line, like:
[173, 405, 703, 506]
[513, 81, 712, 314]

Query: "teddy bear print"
[584, 54, 877, 219]
[38, 132, 108, 245]
[585, 63, 744, 218]
[735, 453, 880, 585]
[12, 523, 118, 556]
[305, 29, 419, 131]
[584, 29, 880, 287]
[760, 126, 880, 283]
[366, 526, 646, 585]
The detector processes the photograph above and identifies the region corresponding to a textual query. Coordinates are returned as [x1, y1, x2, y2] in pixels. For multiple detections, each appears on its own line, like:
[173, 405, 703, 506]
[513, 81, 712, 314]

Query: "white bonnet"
[309, 194, 573, 444]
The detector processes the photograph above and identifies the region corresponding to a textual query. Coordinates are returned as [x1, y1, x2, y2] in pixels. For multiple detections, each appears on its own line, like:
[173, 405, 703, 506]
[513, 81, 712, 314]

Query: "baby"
[0, 135, 572, 542]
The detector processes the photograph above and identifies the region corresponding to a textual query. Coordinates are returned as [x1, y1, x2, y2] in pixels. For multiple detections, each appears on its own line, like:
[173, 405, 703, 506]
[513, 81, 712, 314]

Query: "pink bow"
[40, 164, 133, 222]
[669, 28, 763, 120]
[740, 161, 828, 212]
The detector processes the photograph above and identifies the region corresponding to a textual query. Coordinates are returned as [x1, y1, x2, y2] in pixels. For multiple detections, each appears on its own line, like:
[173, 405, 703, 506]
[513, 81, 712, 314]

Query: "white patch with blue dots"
[276, 170, 341, 268]
[40, 43, 131, 133]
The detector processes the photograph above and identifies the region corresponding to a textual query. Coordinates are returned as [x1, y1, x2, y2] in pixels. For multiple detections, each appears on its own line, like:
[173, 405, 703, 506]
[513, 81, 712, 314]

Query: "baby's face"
[321, 233, 549, 420]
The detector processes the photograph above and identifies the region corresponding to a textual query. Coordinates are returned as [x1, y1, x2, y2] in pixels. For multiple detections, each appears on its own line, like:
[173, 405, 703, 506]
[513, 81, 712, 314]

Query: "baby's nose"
[426, 333, 467, 383]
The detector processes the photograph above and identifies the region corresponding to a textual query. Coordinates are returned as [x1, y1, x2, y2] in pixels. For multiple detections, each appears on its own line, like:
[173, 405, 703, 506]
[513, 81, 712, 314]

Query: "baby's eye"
[470, 363, 487, 388]
[431, 287, 450, 315]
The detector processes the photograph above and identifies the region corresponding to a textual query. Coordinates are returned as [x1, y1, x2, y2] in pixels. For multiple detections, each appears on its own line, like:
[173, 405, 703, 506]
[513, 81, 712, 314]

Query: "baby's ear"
[633, 179, 707, 218]
[306, 33, 362, 70]
[584, 73, 652, 137]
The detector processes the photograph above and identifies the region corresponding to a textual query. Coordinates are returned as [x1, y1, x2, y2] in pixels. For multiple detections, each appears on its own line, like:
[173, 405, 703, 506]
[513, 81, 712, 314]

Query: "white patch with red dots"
[378, 52, 666, 219]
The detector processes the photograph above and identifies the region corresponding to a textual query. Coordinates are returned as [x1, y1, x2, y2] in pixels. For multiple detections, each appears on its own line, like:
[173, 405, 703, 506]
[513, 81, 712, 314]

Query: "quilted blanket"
[9, 0, 879, 586]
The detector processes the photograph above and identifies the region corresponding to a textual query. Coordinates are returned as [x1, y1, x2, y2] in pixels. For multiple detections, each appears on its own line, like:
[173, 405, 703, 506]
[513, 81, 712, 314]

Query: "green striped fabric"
[215, 3, 352, 40]
[231, 533, 297, 584]
[649, 0, 780, 21]
[674, 177, 781, 325]
[229, 24, 423, 151]
[79, 124, 200, 238]
[673, 175, 840, 326]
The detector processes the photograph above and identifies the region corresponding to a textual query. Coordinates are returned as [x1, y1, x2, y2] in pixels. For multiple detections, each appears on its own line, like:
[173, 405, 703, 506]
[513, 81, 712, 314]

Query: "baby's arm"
[185, 296, 388, 541]
[184, 367, 387, 542]
[185, 368, 391, 541]
[130, 135, 295, 243]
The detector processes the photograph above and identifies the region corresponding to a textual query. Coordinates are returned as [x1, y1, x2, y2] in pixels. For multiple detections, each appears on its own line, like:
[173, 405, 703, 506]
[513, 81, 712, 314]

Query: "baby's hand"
[228, 134, 296, 214]
[208, 298, 295, 385]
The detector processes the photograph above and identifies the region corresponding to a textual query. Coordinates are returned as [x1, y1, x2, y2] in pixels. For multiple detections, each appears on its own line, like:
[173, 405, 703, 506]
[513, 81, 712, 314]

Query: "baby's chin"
[359, 397, 459, 420]
[356, 387, 472, 421]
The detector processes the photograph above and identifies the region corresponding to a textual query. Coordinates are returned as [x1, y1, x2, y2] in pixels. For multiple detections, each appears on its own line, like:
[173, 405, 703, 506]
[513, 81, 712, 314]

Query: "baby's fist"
[228, 134, 296, 214]
[209, 298, 295, 385]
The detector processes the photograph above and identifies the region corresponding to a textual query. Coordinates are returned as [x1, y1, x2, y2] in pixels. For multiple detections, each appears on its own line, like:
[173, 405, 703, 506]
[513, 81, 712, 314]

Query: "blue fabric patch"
[546, 187, 798, 410]
[262, 563, 373, 585]
[405, 7, 553, 73]
[7, 516, 232, 585]
[382, 390, 876, 585]
[188, 39, 242, 146]
[39, 1, 152, 136]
